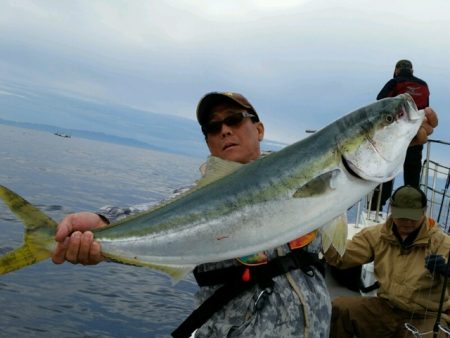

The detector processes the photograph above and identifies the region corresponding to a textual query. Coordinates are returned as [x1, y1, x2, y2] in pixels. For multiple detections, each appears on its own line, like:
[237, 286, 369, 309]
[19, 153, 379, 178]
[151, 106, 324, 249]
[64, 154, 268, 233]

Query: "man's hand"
[410, 107, 439, 146]
[52, 212, 108, 265]
[425, 254, 449, 276]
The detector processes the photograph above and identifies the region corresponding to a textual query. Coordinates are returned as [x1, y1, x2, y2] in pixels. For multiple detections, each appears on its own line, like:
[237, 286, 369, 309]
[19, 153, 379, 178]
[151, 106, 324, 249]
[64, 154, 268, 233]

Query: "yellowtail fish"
[0, 94, 423, 279]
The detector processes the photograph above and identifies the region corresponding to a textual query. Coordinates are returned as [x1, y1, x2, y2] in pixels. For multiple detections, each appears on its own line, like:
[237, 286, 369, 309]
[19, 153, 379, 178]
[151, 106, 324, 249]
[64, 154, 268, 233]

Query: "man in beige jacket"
[325, 185, 450, 338]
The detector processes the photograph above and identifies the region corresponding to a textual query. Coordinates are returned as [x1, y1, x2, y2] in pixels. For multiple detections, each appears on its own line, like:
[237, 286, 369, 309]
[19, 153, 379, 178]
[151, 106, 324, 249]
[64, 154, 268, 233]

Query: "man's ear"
[256, 122, 265, 141]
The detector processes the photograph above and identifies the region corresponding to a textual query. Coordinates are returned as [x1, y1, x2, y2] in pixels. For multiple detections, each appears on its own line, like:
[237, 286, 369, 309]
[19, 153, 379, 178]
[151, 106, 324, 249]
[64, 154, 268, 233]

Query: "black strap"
[172, 279, 257, 338]
[171, 249, 324, 338]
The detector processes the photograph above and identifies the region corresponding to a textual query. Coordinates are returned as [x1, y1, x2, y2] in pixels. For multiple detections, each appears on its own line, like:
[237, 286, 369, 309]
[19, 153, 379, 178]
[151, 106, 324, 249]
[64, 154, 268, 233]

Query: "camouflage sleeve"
[97, 203, 155, 223]
[96, 185, 194, 223]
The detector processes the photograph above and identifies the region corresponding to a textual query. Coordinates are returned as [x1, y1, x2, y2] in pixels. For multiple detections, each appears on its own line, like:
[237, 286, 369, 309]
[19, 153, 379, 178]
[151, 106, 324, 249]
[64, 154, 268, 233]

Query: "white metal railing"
[420, 139, 450, 232]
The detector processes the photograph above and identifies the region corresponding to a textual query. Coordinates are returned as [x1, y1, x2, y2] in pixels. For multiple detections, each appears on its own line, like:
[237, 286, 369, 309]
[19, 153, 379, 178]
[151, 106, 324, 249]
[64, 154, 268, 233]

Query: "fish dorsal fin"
[196, 156, 244, 188]
[320, 213, 348, 256]
[293, 169, 340, 198]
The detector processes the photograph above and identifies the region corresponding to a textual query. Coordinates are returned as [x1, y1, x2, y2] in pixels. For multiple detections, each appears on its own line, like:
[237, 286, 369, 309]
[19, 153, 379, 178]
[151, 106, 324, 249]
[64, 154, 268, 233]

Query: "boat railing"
[420, 139, 450, 231]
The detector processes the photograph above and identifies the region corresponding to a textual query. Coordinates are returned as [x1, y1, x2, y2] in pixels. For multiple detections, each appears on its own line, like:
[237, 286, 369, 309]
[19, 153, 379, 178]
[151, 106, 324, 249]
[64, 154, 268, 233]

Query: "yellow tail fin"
[0, 185, 56, 275]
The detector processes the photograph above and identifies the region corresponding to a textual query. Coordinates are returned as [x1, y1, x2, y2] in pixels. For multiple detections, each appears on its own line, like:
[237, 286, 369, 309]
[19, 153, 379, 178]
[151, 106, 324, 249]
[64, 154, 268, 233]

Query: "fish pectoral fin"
[103, 253, 194, 283]
[0, 185, 56, 275]
[293, 169, 340, 198]
[320, 214, 348, 256]
[196, 156, 244, 187]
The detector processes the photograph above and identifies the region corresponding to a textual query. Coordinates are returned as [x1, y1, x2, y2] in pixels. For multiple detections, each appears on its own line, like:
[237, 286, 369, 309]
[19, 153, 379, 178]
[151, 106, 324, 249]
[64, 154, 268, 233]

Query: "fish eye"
[385, 114, 394, 123]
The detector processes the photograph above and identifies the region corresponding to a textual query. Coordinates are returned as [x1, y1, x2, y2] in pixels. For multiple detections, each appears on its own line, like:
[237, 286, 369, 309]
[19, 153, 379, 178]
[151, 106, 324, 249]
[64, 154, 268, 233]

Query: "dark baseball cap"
[390, 185, 427, 220]
[196, 92, 260, 127]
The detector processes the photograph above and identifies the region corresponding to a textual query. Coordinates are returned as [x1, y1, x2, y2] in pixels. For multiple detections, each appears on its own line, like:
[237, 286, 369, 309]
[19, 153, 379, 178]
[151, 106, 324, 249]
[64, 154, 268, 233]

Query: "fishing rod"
[432, 248, 450, 338]
[404, 249, 450, 337]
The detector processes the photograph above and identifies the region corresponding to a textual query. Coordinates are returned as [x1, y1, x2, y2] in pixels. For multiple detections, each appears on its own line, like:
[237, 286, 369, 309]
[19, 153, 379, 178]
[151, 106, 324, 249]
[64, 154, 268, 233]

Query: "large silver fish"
[0, 93, 423, 278]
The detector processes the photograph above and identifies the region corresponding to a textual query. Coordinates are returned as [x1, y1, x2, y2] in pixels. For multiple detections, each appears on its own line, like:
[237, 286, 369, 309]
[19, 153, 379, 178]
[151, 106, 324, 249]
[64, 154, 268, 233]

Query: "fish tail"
[0, 185, 56, 275]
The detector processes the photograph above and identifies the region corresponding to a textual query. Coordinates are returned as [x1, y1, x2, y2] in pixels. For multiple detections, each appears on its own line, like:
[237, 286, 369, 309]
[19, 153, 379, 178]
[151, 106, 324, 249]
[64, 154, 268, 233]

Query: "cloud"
[0, 0, 449, 144]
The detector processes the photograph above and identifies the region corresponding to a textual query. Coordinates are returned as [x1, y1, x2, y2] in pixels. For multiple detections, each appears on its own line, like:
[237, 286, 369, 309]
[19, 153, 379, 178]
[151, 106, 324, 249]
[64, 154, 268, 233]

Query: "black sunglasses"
[203, 111, 256, 135]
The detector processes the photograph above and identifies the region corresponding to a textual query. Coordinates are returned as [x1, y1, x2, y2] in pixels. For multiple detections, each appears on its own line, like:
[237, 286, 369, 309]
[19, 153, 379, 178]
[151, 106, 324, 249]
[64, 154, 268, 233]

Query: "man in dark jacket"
[371, 60, 430, 210]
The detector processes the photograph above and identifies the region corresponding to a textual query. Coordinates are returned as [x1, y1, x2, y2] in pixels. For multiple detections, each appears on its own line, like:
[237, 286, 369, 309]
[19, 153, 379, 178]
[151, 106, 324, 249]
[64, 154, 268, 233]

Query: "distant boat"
[54, 131, 71, 138]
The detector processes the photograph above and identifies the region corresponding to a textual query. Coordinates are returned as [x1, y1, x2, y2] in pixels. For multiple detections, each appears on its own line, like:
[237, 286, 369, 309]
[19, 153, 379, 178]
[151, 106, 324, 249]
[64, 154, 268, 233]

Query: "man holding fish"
[49, 91, 437, 337]
[53, 92, 331, 337]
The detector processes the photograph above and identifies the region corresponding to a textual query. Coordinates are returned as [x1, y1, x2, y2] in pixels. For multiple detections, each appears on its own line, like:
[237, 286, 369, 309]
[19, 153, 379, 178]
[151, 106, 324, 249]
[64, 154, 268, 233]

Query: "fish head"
[337, 93, 424, 183]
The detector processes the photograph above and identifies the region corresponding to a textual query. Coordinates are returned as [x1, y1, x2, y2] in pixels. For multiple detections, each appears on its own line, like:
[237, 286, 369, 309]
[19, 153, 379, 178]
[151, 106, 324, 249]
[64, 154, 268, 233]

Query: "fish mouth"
[403, 94, 422, 121]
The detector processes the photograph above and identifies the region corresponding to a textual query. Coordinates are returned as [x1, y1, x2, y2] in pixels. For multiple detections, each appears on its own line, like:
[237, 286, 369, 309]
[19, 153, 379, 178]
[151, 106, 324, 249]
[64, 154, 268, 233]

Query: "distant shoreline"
[0, 118, 204, 158]
[0, 118, 287, 158]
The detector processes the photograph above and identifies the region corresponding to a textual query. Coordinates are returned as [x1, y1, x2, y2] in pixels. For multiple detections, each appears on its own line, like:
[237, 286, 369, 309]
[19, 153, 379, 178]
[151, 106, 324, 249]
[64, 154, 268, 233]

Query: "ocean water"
[0, 125, 203, 338]
[1, 125, 448, 337]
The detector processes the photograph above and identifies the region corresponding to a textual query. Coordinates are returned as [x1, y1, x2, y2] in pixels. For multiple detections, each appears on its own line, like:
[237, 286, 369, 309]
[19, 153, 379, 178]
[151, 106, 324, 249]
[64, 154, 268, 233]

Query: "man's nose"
[220, 123, 233, 136]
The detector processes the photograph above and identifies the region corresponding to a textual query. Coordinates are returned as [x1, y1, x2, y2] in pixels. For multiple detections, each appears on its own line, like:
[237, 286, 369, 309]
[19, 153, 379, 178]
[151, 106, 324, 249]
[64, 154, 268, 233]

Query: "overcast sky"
[0, 0, 449, 144]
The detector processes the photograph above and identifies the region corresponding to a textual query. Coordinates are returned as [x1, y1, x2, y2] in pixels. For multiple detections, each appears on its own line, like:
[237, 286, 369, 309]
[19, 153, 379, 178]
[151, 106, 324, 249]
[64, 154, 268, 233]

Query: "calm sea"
[0, 125, 203, 338]
[1, 125, 448, 338]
